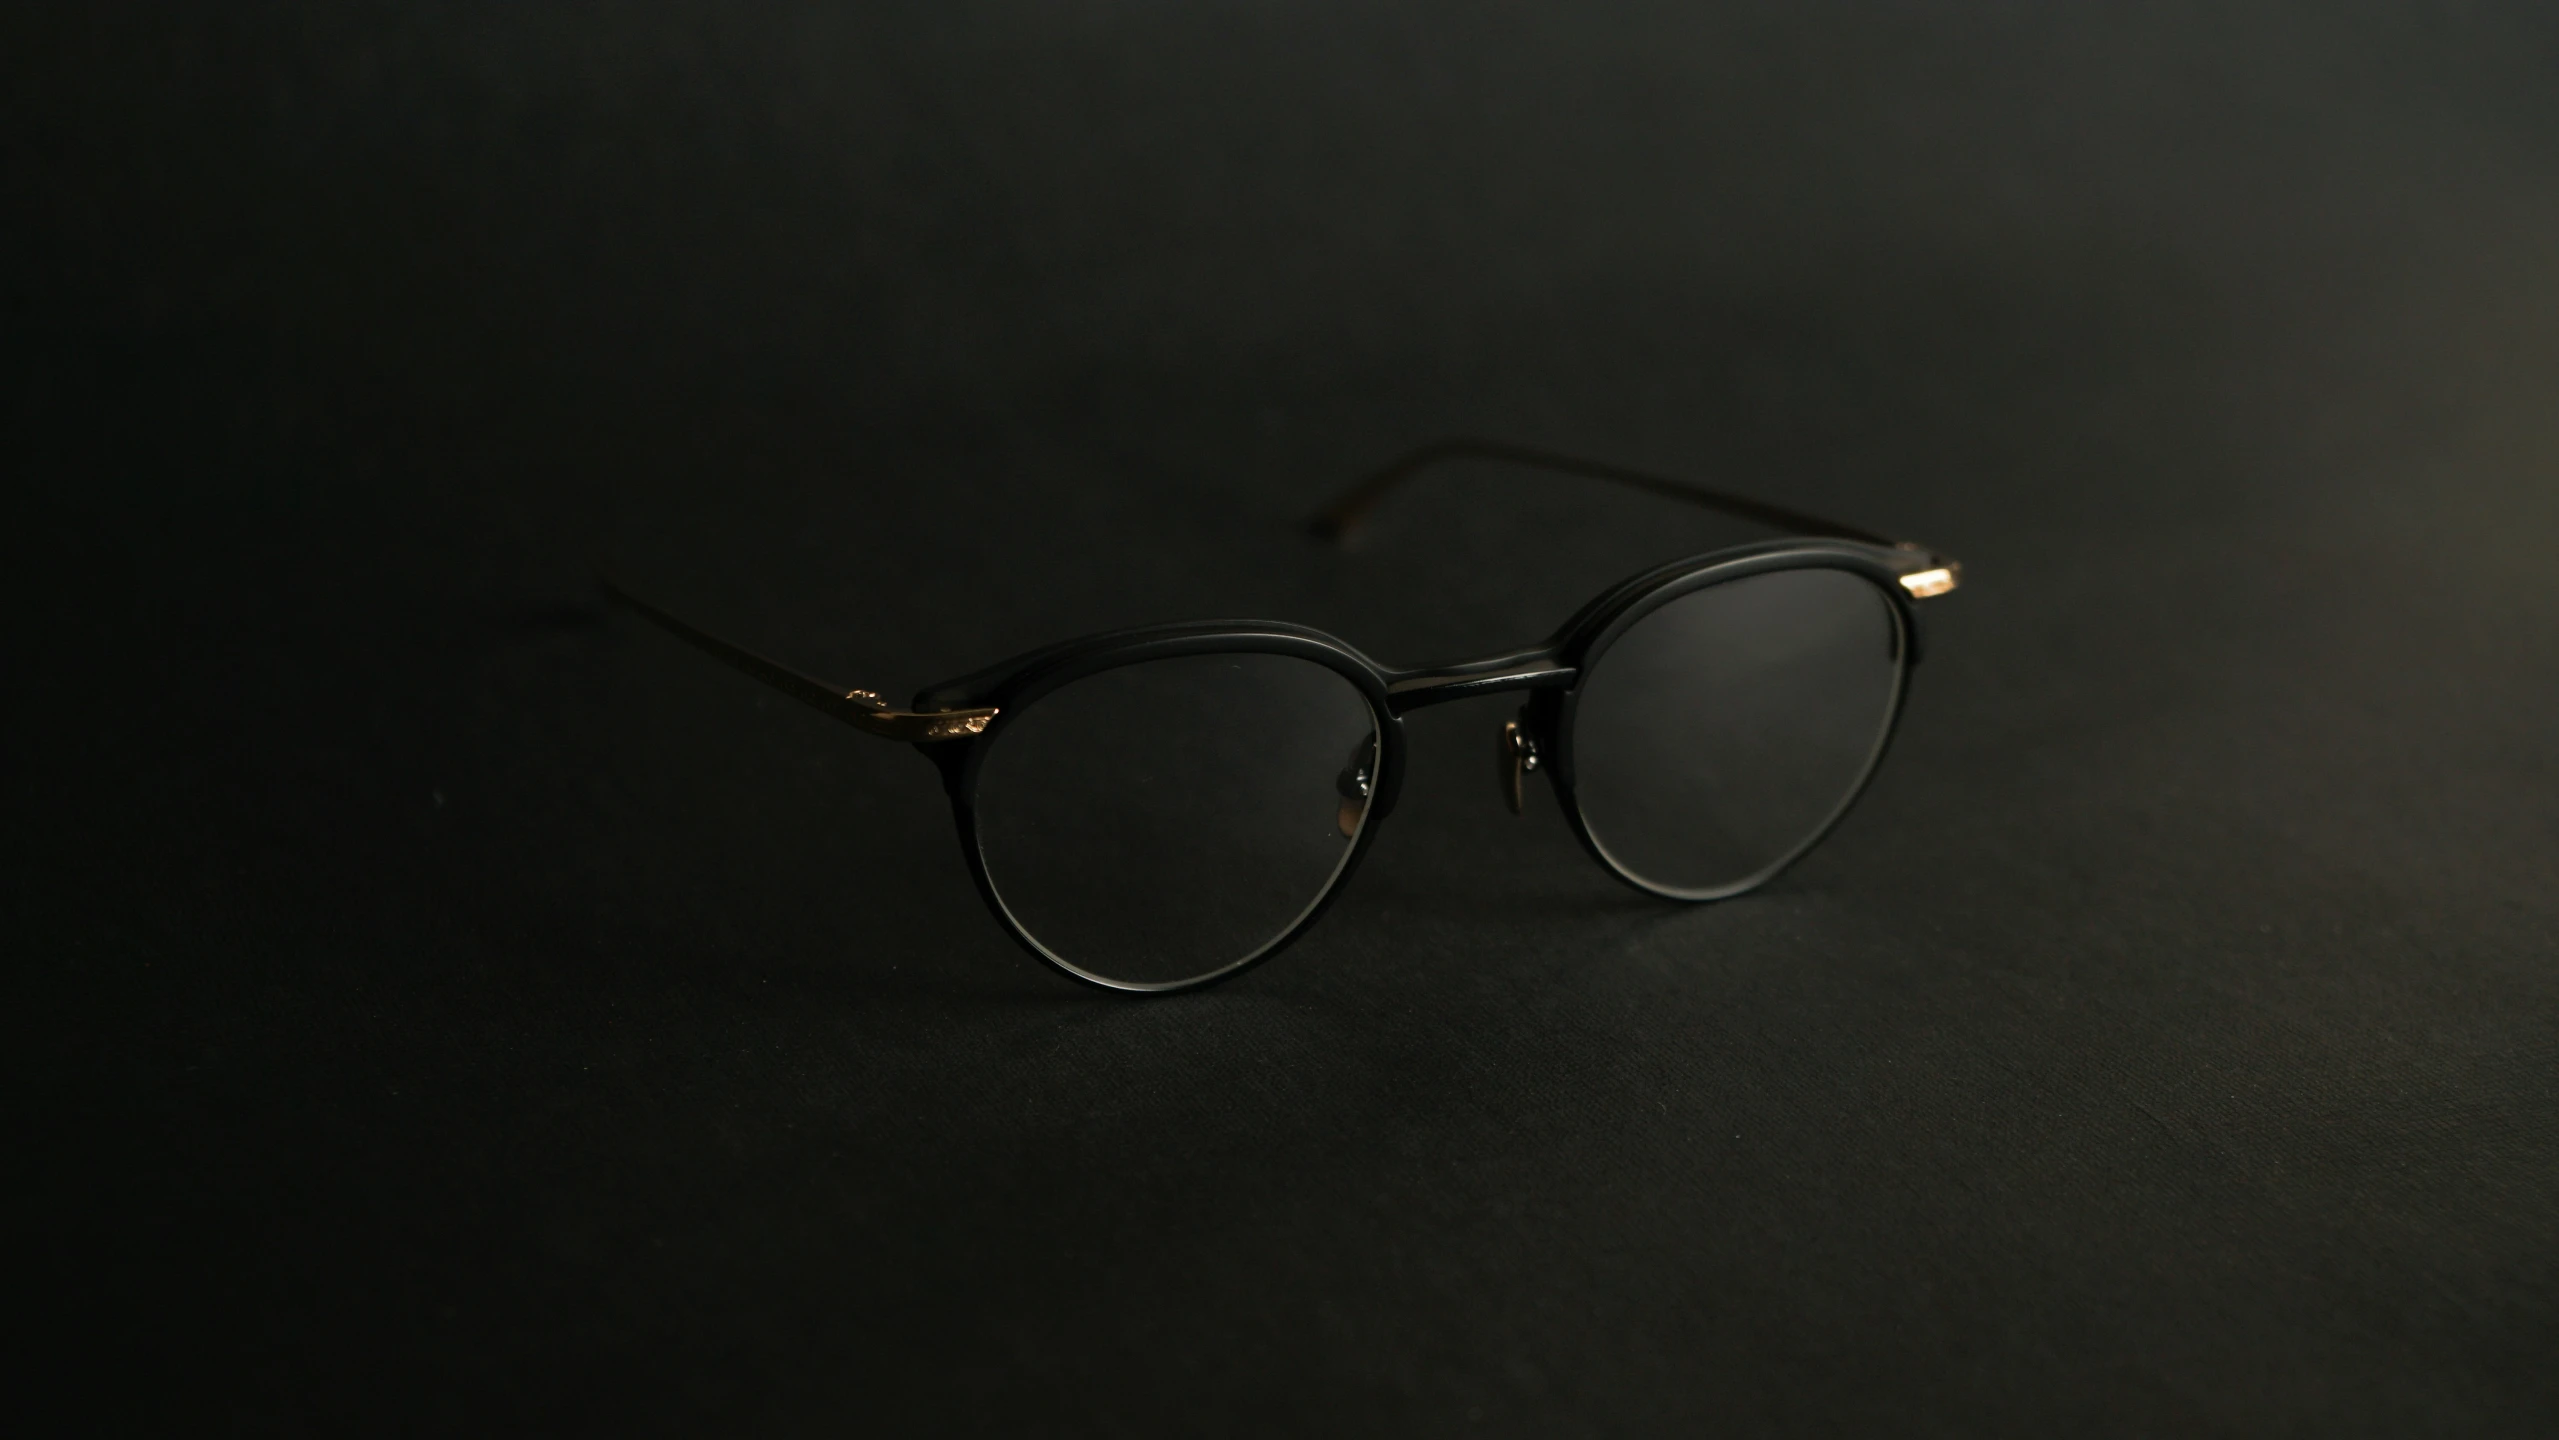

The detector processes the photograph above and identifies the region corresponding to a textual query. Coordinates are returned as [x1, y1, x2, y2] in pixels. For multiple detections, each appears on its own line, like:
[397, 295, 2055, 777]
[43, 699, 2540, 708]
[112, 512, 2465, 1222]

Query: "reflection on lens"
[972, 653, 1380, 988]
[1570, 567, 1902, 898]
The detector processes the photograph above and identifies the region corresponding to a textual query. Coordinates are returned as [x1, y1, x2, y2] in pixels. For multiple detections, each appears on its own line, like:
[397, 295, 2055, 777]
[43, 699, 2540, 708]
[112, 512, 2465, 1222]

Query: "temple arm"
[600, 574, 996, 741]
[1309, 438, 1960, 596]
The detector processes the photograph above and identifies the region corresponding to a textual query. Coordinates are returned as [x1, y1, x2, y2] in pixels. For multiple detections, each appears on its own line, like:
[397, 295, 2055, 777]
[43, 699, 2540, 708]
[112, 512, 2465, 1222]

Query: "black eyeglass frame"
[607, 440, 1960, 994]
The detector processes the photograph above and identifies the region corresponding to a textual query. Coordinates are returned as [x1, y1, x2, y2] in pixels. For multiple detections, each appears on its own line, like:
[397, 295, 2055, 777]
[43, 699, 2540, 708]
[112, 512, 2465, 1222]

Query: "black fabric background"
[11, 3, 2557, 1432]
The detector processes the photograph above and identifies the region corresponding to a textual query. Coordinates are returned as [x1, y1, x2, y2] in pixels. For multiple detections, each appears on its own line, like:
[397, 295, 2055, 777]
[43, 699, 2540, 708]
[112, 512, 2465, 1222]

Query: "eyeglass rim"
[943, 634, 1402, 995]
[1542, 558, 1916, 902]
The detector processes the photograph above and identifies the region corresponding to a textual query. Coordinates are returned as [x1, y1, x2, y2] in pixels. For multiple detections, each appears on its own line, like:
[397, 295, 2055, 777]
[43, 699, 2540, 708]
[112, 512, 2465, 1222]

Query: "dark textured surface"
[12, 3, 2559, 1432]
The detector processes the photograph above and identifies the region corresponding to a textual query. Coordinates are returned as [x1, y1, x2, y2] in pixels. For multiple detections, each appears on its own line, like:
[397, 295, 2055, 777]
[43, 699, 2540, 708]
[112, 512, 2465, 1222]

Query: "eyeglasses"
[608, 439, 1962, 994]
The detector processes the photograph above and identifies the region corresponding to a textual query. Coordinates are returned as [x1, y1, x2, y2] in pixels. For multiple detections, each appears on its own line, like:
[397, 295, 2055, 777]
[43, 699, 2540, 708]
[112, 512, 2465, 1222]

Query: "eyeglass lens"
[971, 652, 1381, 988]
[1569, 567, 1904, 898]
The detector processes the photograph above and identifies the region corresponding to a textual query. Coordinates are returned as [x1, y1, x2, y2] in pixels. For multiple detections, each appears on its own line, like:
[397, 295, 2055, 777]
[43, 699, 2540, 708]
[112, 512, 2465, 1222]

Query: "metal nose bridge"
[1383, 656, 1576, 714]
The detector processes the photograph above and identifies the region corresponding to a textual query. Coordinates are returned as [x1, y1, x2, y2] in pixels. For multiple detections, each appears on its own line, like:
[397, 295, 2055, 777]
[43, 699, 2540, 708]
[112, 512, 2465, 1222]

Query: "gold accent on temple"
[843, 686, 991, 740]
[596, 573, 995, 742]
[1899, 567, 1958, 599]
[852, 707, 999, 742]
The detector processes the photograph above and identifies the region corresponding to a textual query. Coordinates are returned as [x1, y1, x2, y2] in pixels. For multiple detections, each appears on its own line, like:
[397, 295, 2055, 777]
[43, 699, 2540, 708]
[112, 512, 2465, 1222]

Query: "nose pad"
[1496, 711, 1540, 816]
[1334, 735, 1378, 839]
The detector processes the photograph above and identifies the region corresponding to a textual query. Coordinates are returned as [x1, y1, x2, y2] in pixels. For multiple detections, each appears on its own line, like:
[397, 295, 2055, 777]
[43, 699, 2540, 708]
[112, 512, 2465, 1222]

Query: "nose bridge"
[1383, 653, 1575, 714]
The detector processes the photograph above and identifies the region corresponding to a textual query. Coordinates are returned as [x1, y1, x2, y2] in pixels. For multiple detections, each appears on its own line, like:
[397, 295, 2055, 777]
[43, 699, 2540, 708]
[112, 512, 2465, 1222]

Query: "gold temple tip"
[1898, 567, 1959, 599]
